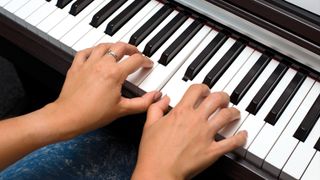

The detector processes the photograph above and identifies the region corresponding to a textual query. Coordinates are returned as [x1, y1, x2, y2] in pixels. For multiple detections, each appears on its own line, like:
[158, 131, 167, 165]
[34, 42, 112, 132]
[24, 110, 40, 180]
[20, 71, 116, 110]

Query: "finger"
[119, 91, 162, 115]
[177, 84, 210, 108]
[88, 43, 112, 61]
[145, 96, 170, 128]
[197, 92, 230, 118]
[103, 42, 139, 62]
[209, 107, 240, 134]
[118, 53, 153, 78]
[72, 48, 93, 67]
[211, 130, 247, 157]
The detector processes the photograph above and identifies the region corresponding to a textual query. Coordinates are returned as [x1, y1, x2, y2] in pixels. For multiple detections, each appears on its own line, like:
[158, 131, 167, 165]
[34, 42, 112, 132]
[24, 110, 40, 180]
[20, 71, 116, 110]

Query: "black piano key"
[143, 12, 188, 57]
[158, 20, 203, 66]
[183, 32, 227, 81]
[129, 5, 173, 46]
[203, 39, 246, 88]
[293, 94, 320, 142]
[265, 72, 306, 125]
[246, 63, 288, 115]
[90, 0, 126, 28]
[230, 54, 271, 105]
[315, 137, 320, 151]
[56, 0, 73, 9]
[69, 0, 93, 16]
[105, 0, 149, 36]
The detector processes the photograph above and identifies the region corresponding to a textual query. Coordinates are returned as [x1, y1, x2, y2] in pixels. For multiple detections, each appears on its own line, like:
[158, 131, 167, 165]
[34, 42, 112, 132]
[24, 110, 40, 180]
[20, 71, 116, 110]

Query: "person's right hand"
[132, 84, 247, 180]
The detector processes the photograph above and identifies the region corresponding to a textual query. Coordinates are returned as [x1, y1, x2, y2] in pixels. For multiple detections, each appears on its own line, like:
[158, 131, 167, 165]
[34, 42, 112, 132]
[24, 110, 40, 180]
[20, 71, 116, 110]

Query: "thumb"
[145, 96, 170, 128]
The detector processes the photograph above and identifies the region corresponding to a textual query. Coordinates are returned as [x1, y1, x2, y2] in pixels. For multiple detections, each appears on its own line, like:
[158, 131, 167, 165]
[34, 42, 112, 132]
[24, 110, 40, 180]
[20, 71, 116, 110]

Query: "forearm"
[0, 103, 62, 170]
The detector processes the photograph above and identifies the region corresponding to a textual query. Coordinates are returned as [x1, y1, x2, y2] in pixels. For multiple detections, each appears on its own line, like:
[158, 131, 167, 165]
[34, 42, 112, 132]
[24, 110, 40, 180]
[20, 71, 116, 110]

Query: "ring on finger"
[105, 49, 118, 61]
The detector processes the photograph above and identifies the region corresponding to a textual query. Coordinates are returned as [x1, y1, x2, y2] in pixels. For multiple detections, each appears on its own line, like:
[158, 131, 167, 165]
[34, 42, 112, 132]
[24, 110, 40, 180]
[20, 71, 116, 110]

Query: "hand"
[46, 42, 161, 140]
[132, 84, 247, 180]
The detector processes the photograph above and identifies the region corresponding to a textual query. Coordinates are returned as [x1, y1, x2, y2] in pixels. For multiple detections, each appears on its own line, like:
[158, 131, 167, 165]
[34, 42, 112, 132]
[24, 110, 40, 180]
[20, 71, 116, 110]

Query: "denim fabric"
[0, 128, 137, 180]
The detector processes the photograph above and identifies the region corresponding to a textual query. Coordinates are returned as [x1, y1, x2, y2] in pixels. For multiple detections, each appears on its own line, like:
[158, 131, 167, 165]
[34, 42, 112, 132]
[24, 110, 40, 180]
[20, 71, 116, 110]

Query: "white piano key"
[210, 46, 254, 92]
[120, 3, 163, 43]
[301, 152, 320, 180]
[263, 82, 320, 177]
[61, 0, 133, 48]
[14, 0, 46, 20]
[125, 10, 178, 85]
[37, 0, 73, 33]
[246, 77, 315, 167]
[160, 30, 219, 107]
[25, 0, 57, 26]
[223, 51, 262, 96]
[139, 23, 211, 93]
[280, 117, 320, 180]
[96, 0, 159, 45]
[0, 0, 13, 7]
[236, 68, 296, 156]
[219, 60, 279, 139]
[74, 0, 158, 51]
[4, 0, 30, 13]
[48, 0, 104, 40]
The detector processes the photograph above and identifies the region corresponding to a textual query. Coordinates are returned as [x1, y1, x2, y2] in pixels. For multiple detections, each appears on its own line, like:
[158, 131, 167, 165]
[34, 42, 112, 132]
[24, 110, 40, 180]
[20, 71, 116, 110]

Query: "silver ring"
[105, 49, 118, 60]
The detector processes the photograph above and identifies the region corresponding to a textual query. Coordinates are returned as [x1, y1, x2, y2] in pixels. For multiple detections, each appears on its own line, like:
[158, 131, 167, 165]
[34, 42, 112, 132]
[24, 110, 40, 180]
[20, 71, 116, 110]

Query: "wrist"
[132, 163, 183, 180]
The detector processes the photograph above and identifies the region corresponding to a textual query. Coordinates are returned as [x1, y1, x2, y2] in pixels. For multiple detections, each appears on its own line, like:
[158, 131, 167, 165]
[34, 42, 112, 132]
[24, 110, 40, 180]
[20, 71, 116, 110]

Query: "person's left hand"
[46, 42, 161, 140]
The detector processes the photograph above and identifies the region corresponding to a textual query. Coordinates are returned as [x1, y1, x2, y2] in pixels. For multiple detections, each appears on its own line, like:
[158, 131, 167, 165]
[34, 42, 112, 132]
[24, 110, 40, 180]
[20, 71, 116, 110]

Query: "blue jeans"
[0, 127, 137, 180]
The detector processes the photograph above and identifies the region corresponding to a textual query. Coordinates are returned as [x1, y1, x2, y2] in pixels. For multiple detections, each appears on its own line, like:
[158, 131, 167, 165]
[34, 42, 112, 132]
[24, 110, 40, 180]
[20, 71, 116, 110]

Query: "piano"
[0, 0, 319, 179]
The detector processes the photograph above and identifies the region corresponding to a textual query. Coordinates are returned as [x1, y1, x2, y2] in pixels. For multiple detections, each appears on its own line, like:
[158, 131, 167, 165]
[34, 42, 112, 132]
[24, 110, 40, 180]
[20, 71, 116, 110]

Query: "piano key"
[236, 67, 297, 157]
[280, 116, 320, 180]
[105, 0, 149, 36]
[37, 0, 74, 33]
[183, 32, 227, 81]
[48, 0, 104, 40]
[159, 30, 220, 107]
[315, 137, 320, 151]
[129, 4, 173, 46]
[69, 0, 93, 16]
[14, 0, 46, 20]
[158, 20, 203, 66]
[4, 0, 30, 13]
[143, 12, 188, 57]
[210, 46, 254, 92]
[265, 72, 306, 125]
[138, 21, 212, 92]
[219, 60, 279, 139]
[25, 0, 58, 26]
[301, 152, 320, 180]
[56, 0, 72, 9]
[230, 53, 270, 105]
[246, 77, 314, 167]
[203, 39, 246, 88]
[0, 0, 13, 7]
[74, 0, 158, 51]
[246, 63, 288, 115]
[89, 0, 126, 28]
[263, 82, 320, 177]
[293, 93, 320, 142]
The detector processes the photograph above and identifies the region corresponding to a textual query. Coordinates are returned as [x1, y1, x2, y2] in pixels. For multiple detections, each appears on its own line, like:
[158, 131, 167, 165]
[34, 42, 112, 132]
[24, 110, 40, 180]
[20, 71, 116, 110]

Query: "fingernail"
[240, 130, 248, 138]
[153, 91, 162, 101]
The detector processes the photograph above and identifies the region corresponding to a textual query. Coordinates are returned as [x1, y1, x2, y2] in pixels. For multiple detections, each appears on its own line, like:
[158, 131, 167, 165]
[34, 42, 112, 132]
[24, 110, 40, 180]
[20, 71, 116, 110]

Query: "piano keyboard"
[0, 0, 319, 179]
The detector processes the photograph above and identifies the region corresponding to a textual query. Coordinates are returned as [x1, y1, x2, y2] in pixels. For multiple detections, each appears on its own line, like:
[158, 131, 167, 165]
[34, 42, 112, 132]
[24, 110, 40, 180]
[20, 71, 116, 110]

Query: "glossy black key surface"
[56, 0, 72, 9]
[105, 0, 149, 36]
[158, 20, 203, 66]
[246, 63, 288, 115]
[293, 94, 320, 142]
[143, 12, 188, 57]
[203, 40, 246, 88]
[230, 54, 270, 105]
[315, 137, 320, 151]
[183, 32, 227, 81]
[69, 0, 93, 16]
[265, 72, 306, 125]
[90, 0, 126, 28]
[129, 5, 173, 46]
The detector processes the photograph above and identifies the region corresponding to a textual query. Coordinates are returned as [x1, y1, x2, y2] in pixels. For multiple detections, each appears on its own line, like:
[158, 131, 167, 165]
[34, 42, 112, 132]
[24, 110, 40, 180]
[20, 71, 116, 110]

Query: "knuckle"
[95, 43, 107, 50]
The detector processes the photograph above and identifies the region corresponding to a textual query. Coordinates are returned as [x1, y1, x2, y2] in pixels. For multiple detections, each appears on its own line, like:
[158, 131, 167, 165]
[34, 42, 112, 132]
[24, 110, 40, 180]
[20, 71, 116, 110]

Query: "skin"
[0, 42, 247, 179]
